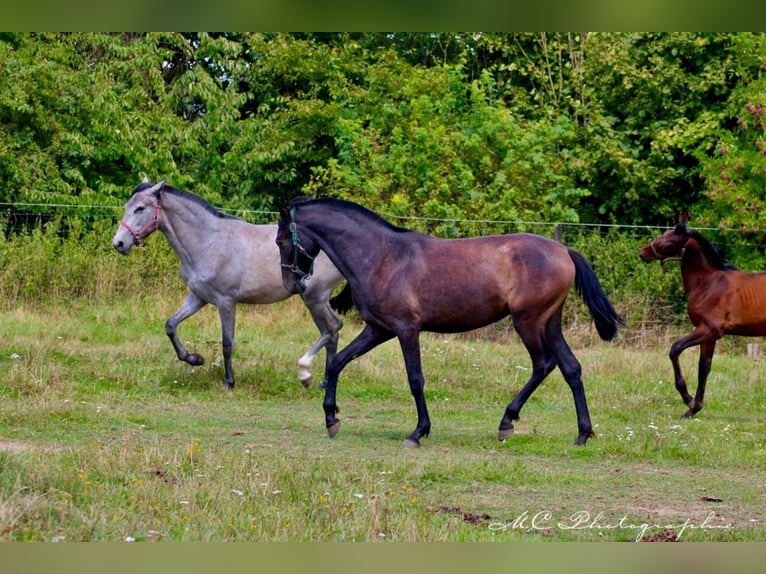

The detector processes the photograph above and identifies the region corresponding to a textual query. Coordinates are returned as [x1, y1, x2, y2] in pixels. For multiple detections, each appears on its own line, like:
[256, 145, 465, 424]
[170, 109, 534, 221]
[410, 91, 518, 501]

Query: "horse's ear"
[148, 180, 165, 196]
[141, 176, 150, 184]
[679, 210, 690, 226]
[279, 206, 290, 222]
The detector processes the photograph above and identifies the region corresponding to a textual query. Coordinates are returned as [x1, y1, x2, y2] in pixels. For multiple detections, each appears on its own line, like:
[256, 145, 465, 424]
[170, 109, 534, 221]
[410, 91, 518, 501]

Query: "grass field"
[1, 295, 765, 542]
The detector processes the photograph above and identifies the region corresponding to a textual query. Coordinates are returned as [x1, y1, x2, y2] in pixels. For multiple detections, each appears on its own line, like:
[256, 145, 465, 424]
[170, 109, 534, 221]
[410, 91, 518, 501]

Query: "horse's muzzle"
[112, 236, 132, 255]
[638, 248, 655, 263]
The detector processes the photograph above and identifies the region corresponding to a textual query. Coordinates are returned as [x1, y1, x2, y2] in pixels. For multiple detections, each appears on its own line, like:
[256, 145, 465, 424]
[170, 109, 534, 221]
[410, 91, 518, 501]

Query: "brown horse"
[639, 214, 766, 418]
[277, 197, 624, 446]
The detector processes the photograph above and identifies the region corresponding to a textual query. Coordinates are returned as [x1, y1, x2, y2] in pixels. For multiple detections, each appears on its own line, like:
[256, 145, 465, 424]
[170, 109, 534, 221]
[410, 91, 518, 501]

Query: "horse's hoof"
[497, 427, 514, 442]
[574, 429, 595, 446]
[682, 402, 701, 419]
[188, 353, 204, 366]
[402, 437, 420, 448]
[327, 421, 341, 438]
[222, 382, 234, 391]
[300, 376, 312, 389]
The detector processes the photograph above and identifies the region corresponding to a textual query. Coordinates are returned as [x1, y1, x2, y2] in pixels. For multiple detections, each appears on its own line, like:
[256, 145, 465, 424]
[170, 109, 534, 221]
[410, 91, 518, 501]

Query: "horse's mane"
[686, 228, 737, 271]
[290, 196, 411, 233]
[133, 181, 238, 220]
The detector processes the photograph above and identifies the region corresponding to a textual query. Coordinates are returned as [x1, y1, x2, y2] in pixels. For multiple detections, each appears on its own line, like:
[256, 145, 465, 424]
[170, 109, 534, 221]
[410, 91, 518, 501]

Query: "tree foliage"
[1, 32, 766, 233]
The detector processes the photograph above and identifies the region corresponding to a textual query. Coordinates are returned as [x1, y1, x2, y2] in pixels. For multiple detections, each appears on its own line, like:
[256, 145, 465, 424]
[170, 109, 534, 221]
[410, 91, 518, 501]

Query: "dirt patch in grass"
[0, 440, 59, 453]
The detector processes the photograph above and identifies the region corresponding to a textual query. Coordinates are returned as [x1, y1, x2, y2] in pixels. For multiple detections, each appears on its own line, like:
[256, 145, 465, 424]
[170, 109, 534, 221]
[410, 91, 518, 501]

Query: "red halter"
[119, 200, 161, 246]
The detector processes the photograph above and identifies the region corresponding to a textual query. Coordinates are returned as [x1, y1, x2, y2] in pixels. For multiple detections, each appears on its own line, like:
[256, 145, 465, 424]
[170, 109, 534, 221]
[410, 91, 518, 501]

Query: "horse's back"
[685, 268, 766, 335]
[391, 233, 575, 332]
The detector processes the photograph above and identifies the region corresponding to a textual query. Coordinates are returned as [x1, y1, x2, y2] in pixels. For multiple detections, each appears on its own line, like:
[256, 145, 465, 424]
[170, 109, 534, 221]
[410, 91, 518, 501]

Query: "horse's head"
[112, 179, 164, 254]
[276, 204, 319, 293]
[639, 222, 689, 265]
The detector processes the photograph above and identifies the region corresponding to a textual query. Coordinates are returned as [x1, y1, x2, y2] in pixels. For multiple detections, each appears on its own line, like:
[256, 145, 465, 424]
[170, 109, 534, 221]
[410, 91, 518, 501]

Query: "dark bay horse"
[277, 197, 624, 446]
[639, 215, 766, 418]
[112, 179, 347, 390]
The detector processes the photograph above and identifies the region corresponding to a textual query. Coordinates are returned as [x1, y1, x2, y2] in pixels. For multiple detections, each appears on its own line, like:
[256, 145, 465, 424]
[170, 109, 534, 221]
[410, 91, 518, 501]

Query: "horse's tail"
[329, 282, 355, 315]
[568, 248, 625, 341]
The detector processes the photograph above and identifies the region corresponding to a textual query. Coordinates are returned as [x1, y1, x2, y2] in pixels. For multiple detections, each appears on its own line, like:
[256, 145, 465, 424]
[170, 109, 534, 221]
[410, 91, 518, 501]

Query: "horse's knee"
[669, 342, 684, 361]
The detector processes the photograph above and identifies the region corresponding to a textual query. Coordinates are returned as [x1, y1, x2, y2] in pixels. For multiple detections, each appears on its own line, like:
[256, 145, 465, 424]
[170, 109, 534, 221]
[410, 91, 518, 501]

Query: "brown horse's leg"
[322, 324, 393, 438]
[543, 314, 593, 445]
[685, 339, 717, 418]
[397, 330, 431, 448]
[552, 344, 592, 445]
[499, 322, 556, 441]
[669, 327, 713, 417]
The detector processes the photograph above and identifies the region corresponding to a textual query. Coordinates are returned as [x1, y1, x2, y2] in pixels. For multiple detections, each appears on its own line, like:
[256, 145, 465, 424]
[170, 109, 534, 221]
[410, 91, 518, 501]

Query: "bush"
[0, 216, 182, 308]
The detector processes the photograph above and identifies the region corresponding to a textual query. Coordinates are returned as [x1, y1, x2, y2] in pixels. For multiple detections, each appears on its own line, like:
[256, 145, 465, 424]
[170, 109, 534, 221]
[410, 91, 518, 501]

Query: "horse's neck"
[307, 208, 397, 277]
[159, 194, 220, 263]
[681, 244, 721, 289]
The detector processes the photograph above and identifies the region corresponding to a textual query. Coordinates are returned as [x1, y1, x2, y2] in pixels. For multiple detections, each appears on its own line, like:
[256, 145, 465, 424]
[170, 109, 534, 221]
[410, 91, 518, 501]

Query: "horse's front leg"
[398, 330, 431, 448]
[686, 339, 717, 418]
[216, 302, 237, 390]
[322, 324, 393, 438]
[669, 326, 714, 418]
[166, 292, 207, 367]
[297, 291, 343, 388]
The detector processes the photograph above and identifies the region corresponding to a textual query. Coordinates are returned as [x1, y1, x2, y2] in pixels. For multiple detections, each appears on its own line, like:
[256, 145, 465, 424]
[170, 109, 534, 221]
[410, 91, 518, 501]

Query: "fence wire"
[2, 201, 765, 254]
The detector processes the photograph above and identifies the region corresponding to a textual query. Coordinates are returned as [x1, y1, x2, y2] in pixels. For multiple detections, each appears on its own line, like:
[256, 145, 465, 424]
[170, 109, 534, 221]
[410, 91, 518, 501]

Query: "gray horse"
[112, 179, 346, 389]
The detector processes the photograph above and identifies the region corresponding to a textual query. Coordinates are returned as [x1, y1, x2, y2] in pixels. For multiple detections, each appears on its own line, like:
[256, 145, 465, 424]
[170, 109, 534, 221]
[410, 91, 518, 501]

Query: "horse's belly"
[727, 320, 766, 337]
[422, 308, 510, 333]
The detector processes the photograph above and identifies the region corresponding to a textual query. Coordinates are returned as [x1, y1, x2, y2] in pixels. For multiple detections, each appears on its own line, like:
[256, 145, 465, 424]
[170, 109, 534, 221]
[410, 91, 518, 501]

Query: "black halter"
[280, 207, 315, 289]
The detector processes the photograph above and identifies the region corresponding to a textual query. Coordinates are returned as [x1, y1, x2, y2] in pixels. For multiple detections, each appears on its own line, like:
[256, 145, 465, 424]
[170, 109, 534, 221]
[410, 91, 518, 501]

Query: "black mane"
[290, 196, 410, 233]
[687, 229, 737, 271]
[133, 181, 238, 220]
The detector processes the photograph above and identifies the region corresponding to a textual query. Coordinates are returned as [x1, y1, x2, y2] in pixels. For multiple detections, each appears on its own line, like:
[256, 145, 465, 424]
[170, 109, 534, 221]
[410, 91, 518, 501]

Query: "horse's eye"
[134, 206, 145, 214]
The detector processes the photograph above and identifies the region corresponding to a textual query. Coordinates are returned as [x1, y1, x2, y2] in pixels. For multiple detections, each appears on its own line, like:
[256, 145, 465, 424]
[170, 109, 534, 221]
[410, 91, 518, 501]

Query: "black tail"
[329, 282, 355, 315]
[568, 248, 625, 341]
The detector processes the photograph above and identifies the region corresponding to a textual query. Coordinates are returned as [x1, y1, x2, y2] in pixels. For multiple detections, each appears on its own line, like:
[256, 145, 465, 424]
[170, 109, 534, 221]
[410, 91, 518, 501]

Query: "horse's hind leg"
[166, 292, 207, 367]
[298, 292, 344, 388]
[547, 331, 593, 445]
[498, 322, 556, 441]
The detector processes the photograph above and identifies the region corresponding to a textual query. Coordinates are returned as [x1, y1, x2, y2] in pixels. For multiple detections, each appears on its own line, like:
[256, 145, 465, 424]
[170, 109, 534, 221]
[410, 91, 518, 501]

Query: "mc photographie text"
[488, 510, 733, 541]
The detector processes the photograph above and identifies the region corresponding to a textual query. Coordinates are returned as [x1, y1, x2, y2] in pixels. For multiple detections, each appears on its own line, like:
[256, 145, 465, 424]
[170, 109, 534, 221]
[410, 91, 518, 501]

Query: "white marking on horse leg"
[298, 353, 313, 387]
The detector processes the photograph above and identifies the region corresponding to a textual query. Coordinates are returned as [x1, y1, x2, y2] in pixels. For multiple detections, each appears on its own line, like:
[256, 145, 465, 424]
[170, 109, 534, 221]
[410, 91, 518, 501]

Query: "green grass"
[1, 297, 765, 542]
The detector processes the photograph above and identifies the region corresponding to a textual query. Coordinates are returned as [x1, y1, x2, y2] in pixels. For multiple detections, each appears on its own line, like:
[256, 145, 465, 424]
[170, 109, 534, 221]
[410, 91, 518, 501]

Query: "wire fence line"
[0, 200, 757, 245]
[0, 201, 685, 229]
